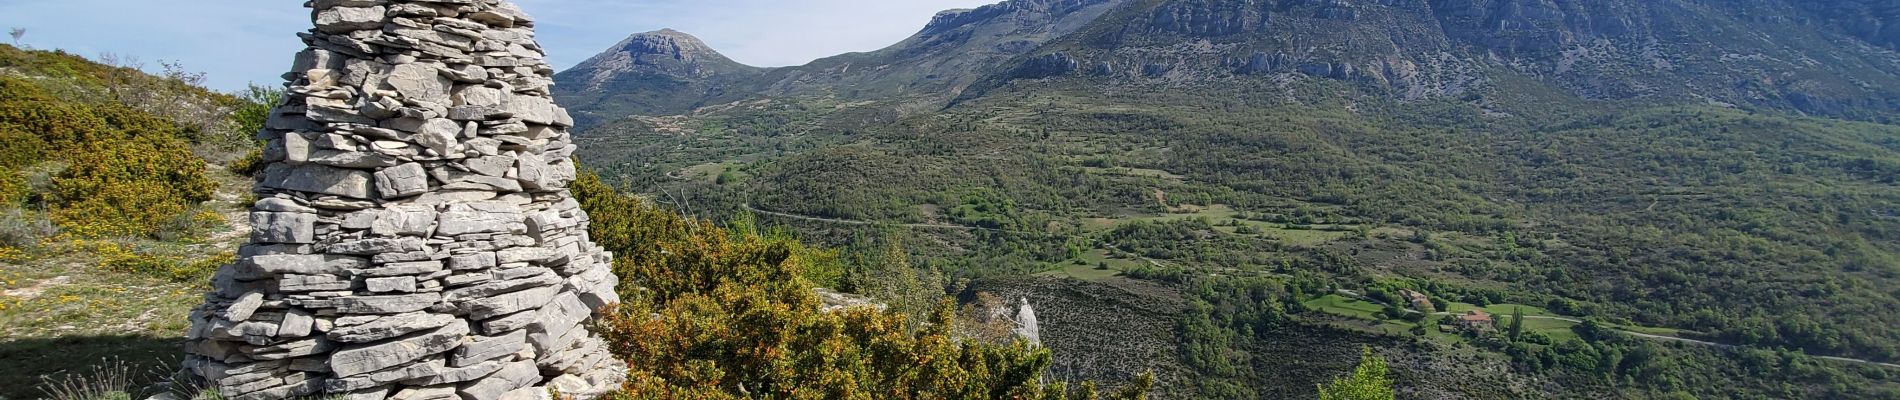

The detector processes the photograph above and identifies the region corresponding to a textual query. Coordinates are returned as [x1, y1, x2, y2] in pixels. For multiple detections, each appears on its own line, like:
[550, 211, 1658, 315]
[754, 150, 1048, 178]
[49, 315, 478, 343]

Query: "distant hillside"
[553, 0, 1132, 128]
[560, 0, 1900, 126]
[962, 0, 1900, 116]
[556, 0, 1900, 398]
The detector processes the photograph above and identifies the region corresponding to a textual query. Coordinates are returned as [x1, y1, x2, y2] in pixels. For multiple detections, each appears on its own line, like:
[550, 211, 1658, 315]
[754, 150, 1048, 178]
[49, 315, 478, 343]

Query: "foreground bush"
[0, 75, 213, 239]
[574, 173, 1151, 399]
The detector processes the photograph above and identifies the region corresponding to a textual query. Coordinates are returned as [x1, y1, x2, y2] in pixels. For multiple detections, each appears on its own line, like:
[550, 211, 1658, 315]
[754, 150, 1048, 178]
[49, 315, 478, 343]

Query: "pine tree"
[1317, 346, 1395, 400]
[1510, 307, 1526, 341]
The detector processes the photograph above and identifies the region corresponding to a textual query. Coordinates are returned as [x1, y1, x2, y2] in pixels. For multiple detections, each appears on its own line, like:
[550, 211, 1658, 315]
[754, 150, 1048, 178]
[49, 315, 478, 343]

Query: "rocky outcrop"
[947, 0, 1900, 115]
[172, 1, 625, 399]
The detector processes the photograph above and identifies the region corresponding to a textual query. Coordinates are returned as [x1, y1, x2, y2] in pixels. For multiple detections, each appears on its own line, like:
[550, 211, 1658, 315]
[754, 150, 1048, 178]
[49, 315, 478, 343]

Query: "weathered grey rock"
[358, 261, 444, 277]
[447, 252, 497, 271]
[497, 387, 551, 400]
[503, 94, 561, 126]
[373, 251, 437, 264]
[330, 321, 469, 377]
[330, 293, 442, 315]
[265, 163, 375, 199]
[225, 292, 268, 321]
[329, 358, 445, 392]
[437, 171, 523, 192]
[442, 271, 493, 287]
[312, 150, 402, 168]
[279, 274, 354, 292]
[316, 6, 386, 34]
[496, 247, 555, 265]
[367, 276, 419, 293]
[250, 337, 335, 361]
[249, 254, 368, 276]
[527, 293, 588, 353]
[256, 197, 318, 213]
[454, 361, 540, 400]
[384, 62, 453, 105]
[513, 153, 550, 190]
[464, 155, 514, 177]
[252, 212, 318, 244]
[479, 310, 539, 335]
[436, 202, 523, 236]
[452, 85, 505, 107]
[462, 285, 557, 320]
[330, 237, 429, 255]
[389, 386, 459, 400]
[328, 312, 459, 343]
[450, 329, 526, 367]
[375, 163, 430, 199]
[417, 119, 463, 155]
[373, 205, 439, 237]
[443, 272, 559, 302]
[280, 309, 317, 337]
[403, 359, 505, 386]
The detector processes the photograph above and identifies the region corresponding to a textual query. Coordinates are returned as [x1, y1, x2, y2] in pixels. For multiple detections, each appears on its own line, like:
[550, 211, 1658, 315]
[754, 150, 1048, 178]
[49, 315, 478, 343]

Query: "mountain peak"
[630, 28, 697, 42]
[613, 29, 724, 63]
[553, 28, 767, 126]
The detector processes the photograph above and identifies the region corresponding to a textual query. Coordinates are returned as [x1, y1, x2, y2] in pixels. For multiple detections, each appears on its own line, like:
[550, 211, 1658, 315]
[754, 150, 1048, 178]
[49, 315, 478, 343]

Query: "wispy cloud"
[0, 0, 996, 92]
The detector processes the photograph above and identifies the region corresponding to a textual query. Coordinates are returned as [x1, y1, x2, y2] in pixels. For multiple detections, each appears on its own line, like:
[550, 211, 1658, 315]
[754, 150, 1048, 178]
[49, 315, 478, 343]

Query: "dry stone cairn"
[175, 1, 625, 399]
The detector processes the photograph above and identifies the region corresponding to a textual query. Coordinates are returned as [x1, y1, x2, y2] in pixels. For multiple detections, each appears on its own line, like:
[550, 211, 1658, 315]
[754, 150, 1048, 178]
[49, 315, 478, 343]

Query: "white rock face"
[177, 1, 627, 399]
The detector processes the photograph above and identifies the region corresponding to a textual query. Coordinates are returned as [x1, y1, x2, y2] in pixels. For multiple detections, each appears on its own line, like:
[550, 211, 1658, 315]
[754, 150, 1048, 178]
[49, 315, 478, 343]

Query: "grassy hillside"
[0, 44, 270, 399]
[0, 44, 1159, 400]
[574, 70, 1900, 397]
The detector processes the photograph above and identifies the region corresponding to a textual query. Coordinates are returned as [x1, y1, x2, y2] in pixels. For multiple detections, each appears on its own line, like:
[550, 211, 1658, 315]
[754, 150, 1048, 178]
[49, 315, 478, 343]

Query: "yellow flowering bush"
[92, 241, 227, 283]
[574, 172, 1153, 399]
[0, 73, 214, 239]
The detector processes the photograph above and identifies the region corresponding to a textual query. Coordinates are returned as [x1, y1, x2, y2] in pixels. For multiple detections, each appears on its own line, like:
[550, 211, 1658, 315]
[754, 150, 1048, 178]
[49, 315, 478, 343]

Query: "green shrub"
[230, 84, 281, 137]
[0, 75, 215, 239]
[99, 244, 228, 283]
[0, 207, 55, 248]
[155, 210, 226, 244]
[574, 172, 1152, 398]
[226, 148, 265, 176]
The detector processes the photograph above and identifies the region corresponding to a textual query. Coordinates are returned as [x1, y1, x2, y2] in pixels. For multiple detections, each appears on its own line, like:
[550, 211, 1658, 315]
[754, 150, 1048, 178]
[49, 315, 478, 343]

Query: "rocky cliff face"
[175, 1, 625, 399]
[952, 0, 1900, 115]
[1786, 0, 1900, 51]
[561, 0, 1900, 123]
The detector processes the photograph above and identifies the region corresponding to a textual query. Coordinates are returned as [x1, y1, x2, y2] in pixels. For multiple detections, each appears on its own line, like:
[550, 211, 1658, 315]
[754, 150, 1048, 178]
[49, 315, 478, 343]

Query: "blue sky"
[0, 0, 996, 92]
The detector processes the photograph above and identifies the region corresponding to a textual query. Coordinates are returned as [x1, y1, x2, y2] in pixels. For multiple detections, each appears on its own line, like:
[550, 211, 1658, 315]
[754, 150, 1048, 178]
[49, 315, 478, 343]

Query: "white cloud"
[0, 0, 997, 92]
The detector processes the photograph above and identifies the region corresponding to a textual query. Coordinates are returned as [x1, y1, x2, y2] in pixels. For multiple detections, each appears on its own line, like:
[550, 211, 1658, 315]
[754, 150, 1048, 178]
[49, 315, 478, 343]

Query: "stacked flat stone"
[175, 1, 626, 399]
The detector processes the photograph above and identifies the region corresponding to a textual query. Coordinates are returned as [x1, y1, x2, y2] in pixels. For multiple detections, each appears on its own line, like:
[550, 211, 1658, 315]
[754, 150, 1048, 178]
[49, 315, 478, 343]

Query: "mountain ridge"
[553, 0, 1132, 128]
[560, 0, 1900, 125]
[556, 1, 1900, 398]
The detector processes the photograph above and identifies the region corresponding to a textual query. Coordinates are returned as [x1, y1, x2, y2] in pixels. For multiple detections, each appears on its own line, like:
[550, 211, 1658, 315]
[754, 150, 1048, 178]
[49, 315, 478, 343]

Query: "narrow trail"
[743, 204, 1037, 234]
[746, 204, 1219, 273]
[1425, 310, 1899, 368]
[749, 204, 1900, 370]
[746, 203, 1188, 269]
